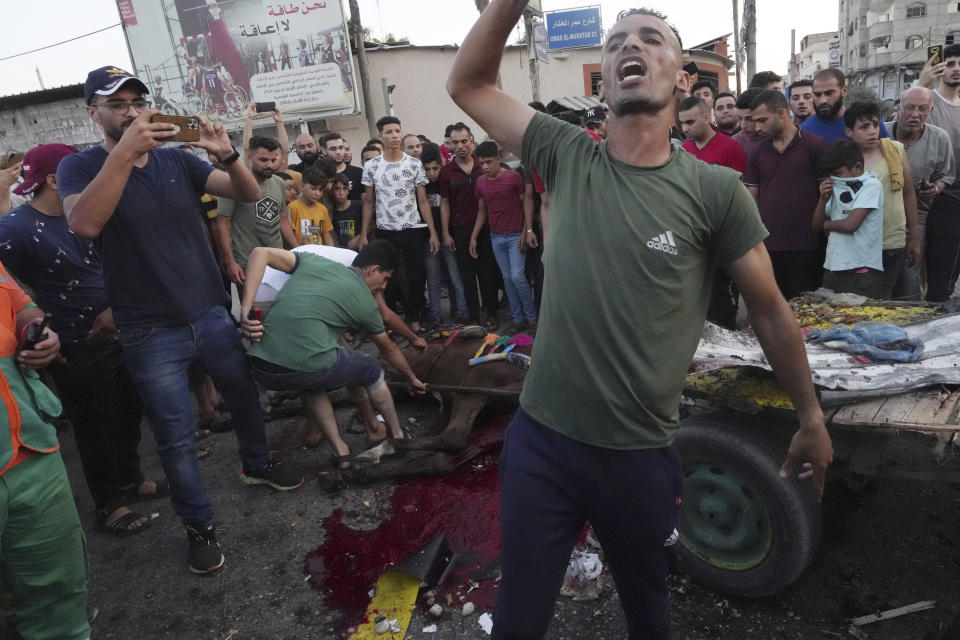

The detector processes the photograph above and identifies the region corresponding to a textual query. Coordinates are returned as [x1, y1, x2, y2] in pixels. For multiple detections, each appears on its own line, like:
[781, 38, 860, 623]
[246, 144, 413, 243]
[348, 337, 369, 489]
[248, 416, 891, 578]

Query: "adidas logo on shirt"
[647, 230, 678, 256]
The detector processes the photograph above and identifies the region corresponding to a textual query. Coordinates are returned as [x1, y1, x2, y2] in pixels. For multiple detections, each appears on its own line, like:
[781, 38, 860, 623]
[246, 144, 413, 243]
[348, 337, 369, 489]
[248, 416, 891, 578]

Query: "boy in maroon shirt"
[470, 141, 538, 332]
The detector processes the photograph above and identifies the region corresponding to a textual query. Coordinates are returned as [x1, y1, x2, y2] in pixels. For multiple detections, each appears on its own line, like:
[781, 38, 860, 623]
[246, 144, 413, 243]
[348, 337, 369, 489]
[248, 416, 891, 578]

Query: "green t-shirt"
[217, 175, 286, 267]
[520, 112, 768, 449]
[248, 252, 385, 372]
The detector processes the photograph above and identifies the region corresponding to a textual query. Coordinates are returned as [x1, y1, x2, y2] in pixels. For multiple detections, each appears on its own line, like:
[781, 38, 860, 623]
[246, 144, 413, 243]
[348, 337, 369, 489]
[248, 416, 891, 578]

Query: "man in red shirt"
[679, 97, 746, 174]
[678, 96, 748, 329]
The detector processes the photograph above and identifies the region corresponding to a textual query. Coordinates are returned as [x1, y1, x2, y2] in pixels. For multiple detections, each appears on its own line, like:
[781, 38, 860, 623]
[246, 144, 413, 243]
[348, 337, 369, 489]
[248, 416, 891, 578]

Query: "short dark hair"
[819, 140, 864, 174]
[353, 239, 399, 271]
[750, 89, 789, 112]
[361, 144, 382, 157]
[302, 166, 327, 186]
[788, 79, 814, 94]
[249, 136, 281, 152]
[613, 8, 683, 49]
[276, 172, 293, 181]
[366, 138, 383, 148]
[420, 143, 443, 166]
[444, 124, 456, 137]
[678, 96, 709, 113]
[318, 131, 343, 148]
[844, 100, 881, 129]
[449, 122, 472, 135]
[946, 44, 960, 60]
[529, 101, 547, 112]
[715, 91, 735, 103]
[736, 87, 763, 110]
[376, 116, 401, 132]
[332, 173, 350, 188]
[402, 133, 420, 145]
[475, 141, 500, 159]
[813, 68, 846, 88]
[691, 81, 717, 98]
[749, 71, 782, 88]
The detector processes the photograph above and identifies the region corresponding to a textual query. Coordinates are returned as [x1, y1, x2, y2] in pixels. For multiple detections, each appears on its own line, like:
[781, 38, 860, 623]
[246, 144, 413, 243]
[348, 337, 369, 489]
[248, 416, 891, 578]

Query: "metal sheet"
[691, 314, 960, 391]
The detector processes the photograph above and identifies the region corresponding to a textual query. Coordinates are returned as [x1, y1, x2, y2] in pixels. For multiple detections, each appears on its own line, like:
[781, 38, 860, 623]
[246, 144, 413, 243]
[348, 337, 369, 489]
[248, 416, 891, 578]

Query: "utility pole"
[524, 12, 541, 103]
[348, 0, 377, 138]
[732, 0, 742, 94]
[744, 0, 757, 82]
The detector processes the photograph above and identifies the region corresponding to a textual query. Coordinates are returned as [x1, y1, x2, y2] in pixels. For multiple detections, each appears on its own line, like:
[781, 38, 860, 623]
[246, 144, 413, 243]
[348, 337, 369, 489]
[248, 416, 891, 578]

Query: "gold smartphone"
[928, 44, 943, 65]
[150, 114, 201, 143]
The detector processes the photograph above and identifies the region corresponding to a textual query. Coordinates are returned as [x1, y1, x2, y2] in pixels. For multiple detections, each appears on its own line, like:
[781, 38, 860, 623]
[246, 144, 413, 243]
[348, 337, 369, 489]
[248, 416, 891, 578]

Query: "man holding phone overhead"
[57, 65, 304, 576]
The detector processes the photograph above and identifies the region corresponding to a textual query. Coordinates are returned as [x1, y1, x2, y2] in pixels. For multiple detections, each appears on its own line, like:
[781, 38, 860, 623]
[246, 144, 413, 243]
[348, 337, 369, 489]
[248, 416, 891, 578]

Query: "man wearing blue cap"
[57, 66, 304, 575]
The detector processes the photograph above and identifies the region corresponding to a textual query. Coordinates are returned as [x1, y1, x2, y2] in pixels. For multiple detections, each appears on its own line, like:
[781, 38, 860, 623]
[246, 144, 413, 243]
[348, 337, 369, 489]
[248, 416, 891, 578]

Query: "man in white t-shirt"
[358, 116, 440, 329]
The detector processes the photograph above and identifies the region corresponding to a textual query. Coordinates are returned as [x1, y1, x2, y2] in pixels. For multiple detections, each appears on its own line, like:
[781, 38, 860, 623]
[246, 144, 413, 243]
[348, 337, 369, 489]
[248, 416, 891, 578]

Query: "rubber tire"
[673, 414, 822, 597]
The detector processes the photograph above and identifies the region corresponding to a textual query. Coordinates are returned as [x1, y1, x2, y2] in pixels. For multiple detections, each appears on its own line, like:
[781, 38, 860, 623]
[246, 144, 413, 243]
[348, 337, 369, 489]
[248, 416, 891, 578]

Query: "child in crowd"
[422, 144, 469, 326]
[330, 173, 364, 249]
[812, 140, 885, 299]
[278, 171, 299, 205]
[844, 100, 921, 299]
[470, 141, 538, 332]
[360, 145, 382, 166]
[288, 166, 335, 246]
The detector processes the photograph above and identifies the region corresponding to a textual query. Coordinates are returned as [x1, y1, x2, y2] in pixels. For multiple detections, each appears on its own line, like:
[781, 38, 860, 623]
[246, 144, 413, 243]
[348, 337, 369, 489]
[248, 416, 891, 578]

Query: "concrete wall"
[0, 98, 102, 154]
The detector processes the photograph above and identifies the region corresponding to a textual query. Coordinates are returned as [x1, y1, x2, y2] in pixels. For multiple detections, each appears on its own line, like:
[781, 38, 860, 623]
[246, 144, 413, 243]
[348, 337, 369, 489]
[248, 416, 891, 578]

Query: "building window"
[860, 44, 867, 57]
[590, 72, 602, 96]
[860, 15, 867, 27]
[905, 35, 923, 49]
[948, 31, 960, 45]
[950, 1, 960, 12]
[906, 3, 926, 17]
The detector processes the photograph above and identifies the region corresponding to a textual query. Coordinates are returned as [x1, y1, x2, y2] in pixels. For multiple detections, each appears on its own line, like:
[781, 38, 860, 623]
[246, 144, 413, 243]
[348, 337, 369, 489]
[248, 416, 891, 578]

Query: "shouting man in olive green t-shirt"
[448, 3, 834, 639]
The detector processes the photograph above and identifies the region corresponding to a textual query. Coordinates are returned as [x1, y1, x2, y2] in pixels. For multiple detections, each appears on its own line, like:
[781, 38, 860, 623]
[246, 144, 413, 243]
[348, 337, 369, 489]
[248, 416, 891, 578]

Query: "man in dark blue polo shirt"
[802, 68, 890, 143]
[746, 90, 830, 298]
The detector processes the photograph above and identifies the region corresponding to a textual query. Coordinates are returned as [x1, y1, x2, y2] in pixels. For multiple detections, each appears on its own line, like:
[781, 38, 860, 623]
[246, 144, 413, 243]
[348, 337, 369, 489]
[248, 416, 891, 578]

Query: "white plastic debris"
[567, 551, 602, 581]
[388, 619, 402, 633]
[478, 612, 493, 635]
[429, 603, 443, 618]
[374, 620, 389, 634]
[462, 602, 475, 616]
[422, 624, 438, 633]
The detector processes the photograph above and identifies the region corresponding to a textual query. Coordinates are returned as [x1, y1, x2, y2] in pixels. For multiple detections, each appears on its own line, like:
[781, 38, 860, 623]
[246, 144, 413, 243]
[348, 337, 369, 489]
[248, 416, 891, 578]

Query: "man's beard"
[253, 167, 274, 181]
[816, 99, 843, 120]
[300, 151, 319, 165]
[944, 77, 960, 88]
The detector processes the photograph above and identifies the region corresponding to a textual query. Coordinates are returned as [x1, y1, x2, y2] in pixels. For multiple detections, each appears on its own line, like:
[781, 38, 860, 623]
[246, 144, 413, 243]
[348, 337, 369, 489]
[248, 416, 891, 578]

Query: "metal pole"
[745, 0, 757, 82]
[732, 0, 742, 94]
[524, 12, 540, 103]
[162, 1, 186, 82]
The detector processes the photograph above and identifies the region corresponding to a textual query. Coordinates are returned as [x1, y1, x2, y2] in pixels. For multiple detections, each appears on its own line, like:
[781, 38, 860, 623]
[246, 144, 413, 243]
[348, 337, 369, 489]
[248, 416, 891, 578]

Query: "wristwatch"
[218, 147, 240, 166]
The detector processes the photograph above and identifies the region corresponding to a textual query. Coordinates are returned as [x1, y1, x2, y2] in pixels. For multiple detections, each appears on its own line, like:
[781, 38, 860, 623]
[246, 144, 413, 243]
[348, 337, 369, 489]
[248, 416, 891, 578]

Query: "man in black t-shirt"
[319, 131, 364, 201]
[58, 65, 303, 577]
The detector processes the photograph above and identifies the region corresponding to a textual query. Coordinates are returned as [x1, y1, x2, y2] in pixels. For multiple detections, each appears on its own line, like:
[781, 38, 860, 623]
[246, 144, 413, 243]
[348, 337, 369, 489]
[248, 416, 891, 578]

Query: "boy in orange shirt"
[288, 166, 335, 246]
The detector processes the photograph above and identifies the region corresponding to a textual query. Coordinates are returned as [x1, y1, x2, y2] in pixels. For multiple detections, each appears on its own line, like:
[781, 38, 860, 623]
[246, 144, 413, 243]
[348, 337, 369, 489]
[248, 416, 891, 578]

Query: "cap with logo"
[13, 144, 78, 196]
[583, 107, 607, 124]
[84, 66, 150, 105]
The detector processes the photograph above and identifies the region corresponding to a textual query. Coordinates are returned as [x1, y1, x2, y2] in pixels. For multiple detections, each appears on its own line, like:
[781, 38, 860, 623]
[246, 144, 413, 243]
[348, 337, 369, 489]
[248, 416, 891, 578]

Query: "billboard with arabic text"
[545, 7, 603, 51]
[117, 0, 358, 128]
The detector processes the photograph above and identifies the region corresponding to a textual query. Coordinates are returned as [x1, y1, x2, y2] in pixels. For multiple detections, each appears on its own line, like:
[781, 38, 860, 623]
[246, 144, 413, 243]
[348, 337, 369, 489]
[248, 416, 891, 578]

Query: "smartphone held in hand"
[150, 114, 201, 142]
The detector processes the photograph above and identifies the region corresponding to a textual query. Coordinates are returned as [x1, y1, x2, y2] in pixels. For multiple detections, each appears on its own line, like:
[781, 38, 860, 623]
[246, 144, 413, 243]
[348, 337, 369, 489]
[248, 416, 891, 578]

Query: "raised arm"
[726, 243, 834, 500]
[274, 108, 290, 172]
[447, 0, 536, 156]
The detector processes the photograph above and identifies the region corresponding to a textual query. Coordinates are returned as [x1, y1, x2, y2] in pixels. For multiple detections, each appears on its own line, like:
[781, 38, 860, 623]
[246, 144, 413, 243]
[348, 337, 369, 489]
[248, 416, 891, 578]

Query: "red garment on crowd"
[681, 132, 747, 174]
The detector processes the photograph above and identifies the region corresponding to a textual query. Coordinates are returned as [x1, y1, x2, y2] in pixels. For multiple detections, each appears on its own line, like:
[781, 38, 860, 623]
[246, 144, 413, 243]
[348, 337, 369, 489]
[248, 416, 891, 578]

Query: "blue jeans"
[425, 244, 469, 321]
[250, 348, 383, 391]
[491, 232, 537, 323]
[118, 305, 270, 527]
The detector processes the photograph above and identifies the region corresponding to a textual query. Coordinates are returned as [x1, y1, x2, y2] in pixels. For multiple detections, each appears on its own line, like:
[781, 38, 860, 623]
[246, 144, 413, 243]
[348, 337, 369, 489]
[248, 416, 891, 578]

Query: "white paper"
[478, 612, 493, 635]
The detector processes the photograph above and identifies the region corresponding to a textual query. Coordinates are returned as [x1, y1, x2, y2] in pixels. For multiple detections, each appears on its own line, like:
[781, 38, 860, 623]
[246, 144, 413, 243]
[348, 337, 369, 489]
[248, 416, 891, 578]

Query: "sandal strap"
[102, 510, 149, 531]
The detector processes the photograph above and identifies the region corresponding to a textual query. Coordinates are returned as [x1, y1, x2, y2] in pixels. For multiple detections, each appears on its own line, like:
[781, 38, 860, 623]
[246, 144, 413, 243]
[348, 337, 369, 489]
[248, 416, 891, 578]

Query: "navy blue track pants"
[493, 409, 683, 640]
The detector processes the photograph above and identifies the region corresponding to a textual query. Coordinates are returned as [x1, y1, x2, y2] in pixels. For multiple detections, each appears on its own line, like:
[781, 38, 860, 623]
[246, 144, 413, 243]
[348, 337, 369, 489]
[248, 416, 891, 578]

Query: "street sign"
[828, 37, 841, 68]
[545, 6, 603, 51]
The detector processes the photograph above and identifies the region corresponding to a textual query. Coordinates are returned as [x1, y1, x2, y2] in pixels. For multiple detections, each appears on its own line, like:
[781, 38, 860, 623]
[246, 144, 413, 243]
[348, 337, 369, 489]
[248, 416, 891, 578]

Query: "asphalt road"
[4, 394, 960, 640]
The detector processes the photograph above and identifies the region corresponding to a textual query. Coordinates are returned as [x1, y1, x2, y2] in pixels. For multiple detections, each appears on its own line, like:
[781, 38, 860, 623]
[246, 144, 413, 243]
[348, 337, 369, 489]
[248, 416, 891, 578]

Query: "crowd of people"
[2, 6, 960, 638]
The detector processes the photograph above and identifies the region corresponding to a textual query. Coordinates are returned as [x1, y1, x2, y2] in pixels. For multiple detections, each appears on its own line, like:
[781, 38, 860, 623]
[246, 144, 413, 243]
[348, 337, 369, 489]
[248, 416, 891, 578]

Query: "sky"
[0, 0, 841, 97]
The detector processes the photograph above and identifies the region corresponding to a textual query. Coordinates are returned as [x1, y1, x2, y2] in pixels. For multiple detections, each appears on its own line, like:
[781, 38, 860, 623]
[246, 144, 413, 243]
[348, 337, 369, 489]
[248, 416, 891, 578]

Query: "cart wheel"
[674, 414, 821, 597]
